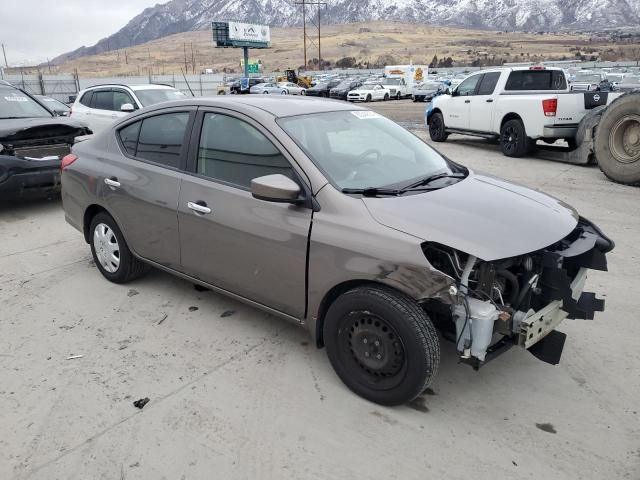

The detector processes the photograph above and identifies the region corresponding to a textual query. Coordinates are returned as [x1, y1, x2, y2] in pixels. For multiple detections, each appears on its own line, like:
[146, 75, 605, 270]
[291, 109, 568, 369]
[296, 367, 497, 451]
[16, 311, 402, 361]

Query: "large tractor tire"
[594, 92, 640, 185]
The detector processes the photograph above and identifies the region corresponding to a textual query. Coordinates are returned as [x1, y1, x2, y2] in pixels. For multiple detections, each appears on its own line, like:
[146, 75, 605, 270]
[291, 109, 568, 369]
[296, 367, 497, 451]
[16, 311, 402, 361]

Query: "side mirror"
[251, 174, 302, 204]
[120, 103, 135, 112]
[53, 109, 69, 116]
[445, 88, 451, 95]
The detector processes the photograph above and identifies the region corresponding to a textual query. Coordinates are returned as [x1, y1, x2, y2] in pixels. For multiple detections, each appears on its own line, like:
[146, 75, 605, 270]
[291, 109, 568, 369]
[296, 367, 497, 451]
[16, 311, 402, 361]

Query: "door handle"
[486, 99, 494, 103]
[104, 177, 120, 189]
[465, 99, 471, 103]
[187, 201, 212, 215]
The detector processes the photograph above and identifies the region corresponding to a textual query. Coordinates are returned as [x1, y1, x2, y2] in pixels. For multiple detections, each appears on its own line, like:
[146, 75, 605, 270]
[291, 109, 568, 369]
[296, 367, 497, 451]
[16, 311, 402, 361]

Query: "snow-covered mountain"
[53, 0, 640, 62]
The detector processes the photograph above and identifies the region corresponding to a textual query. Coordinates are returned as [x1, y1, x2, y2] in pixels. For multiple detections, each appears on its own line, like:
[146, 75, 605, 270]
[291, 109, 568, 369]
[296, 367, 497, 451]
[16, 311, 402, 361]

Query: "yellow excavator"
[277, 69, 313, 88]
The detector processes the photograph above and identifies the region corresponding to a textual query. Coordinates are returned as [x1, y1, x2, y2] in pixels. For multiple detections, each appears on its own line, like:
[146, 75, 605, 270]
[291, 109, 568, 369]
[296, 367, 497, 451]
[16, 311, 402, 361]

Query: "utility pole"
[295, 1, 326, 71]
[183, 43, 188, 74]
[2, 44, 8, 68]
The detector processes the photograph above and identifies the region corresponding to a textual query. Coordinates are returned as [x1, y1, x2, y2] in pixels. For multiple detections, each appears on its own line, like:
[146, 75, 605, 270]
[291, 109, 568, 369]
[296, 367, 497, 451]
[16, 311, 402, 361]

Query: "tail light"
[529, 65, 546, 70]
[61, 153, 78, 171]
[542, 98, 557, 117]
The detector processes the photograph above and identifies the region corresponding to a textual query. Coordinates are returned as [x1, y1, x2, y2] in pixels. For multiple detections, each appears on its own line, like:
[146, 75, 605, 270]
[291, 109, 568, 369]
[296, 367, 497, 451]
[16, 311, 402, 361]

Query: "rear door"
[446, 73, 482, 129]
[88, 89, 119, 132]
[101, 108, 196, 270]
[468, 72, 501, 132]
[177, 109, 312, 317]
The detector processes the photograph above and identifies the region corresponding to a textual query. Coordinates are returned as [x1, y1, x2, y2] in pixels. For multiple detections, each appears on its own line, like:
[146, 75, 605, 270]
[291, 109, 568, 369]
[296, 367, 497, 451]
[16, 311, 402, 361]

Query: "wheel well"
[427, 108, 442, 124]
[83, 204, 108, 243]
[314, 280, 405, 348]
[501, 113, 523, 129]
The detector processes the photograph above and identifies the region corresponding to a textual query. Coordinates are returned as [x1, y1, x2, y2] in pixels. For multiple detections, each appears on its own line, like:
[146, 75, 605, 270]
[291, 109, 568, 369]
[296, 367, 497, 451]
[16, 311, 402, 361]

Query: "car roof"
[145, 96, 365, 118]
[82, 83, 176, 91]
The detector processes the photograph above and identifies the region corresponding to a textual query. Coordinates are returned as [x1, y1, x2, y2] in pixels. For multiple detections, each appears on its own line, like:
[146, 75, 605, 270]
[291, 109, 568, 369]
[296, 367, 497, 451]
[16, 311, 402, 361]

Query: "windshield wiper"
[342, 187, 401, 197]
[400, 172, 466, 192]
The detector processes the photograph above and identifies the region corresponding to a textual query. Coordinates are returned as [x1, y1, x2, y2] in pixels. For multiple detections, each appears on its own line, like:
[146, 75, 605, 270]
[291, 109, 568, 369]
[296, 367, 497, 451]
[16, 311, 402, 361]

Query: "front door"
[446, 73, 482, 130]
[467, 72, 500, 132]
[178, 110, 312, 318]
[101, 108, 195, 270]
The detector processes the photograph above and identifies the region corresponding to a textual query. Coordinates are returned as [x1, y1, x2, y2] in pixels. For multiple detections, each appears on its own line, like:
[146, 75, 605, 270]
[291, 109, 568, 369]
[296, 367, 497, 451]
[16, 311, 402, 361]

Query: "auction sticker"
[351, 111, 382, 119]
[5, 96, 29, 102]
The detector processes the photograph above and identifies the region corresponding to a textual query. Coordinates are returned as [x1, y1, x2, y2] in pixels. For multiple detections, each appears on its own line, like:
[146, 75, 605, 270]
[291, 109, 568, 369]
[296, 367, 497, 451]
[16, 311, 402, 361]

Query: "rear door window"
[477, 72, 501, 95]
[505, 70, 567, 90]
[125, 112, 190, 168]
[79, 91, 93, 107]
[91, 91, 114, 110]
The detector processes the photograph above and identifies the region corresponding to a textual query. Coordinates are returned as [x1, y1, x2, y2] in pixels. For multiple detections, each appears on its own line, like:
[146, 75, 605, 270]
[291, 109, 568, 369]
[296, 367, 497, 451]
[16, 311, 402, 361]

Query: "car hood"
[362, 173, 578, 261]
[0, 117, 91, 142]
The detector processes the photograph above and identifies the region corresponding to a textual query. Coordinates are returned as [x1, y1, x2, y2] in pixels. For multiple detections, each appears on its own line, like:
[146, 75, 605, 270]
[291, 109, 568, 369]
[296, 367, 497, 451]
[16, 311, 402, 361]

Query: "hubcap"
[346, 313, 404, 378]
[93, 223, 120, 273]
[502, 126, 518, 153]
[610, 115, 640, 164]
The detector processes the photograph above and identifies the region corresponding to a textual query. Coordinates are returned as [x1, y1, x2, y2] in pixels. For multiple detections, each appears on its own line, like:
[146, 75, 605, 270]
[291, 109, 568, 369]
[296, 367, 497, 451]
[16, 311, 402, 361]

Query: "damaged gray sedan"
[61, 97, 613, 406]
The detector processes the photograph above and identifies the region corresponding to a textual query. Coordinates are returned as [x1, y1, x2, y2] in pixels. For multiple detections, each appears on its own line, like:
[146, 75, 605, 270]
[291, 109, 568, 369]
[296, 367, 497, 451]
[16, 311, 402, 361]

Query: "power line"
[295, 0, 327, 70]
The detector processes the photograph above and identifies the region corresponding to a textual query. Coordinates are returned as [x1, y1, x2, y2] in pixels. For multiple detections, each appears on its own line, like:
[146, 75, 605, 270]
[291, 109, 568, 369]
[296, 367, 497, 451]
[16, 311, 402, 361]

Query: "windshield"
[38, 96, 70, 111]
[134, 88, 186, 106]
[384, 78, 402, 85]
[336, 80, 354, 89]
[606, 74, 624, 82]
[278, 111, 459, 190]
[417, 82, 441, 90]
[0, 90, 52, 119]
[574, 74, 602, 83]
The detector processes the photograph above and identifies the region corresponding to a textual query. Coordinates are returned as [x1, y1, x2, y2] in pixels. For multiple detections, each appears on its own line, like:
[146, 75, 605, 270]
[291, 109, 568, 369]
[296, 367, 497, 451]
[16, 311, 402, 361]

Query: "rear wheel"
[594, 92, 640, 185]
[324, 286, 440, 406]
[429, 112, 448, 142]
[89, 212, 148, 284]
[263, 91, 269, 94]
[500, 119, 530, 157]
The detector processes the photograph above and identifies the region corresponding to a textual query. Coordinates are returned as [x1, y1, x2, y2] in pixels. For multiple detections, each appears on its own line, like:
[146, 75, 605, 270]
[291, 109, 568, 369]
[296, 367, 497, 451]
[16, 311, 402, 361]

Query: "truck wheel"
[500, 119, 529, 157]
[429, 112, 448, 142]
[384, 93, 389, 101]
[324, 286, 440, 406]
[89, 212, 149, 284]
[594, 92, 640, 185]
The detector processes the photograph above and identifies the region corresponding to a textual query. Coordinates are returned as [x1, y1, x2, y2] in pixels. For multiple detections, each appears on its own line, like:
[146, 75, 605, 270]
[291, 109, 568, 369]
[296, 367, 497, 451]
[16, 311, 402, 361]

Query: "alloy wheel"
[93, 223, 120, 273]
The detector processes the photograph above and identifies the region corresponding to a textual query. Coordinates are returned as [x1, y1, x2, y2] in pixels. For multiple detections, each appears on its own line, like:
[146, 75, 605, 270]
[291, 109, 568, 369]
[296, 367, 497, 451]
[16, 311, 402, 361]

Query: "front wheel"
[89, 212, 148, 284]
[324, 286, 440, 406]
[396, 92, 402, 100]
[301, 90, 306, 96]
[281, 90, 288, 95]
[429, 112, 448, 142]
[384, 93, 389, 101]
[500, 119, 530, 157]
[366, 94, 372, 103]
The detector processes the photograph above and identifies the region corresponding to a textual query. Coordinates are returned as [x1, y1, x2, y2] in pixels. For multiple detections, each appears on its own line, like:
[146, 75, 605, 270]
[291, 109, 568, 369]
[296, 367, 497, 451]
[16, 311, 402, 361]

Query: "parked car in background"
[0, 82, 91, 200]
[411, 81, 446, 102]
[34, 95, 71, 116]
[278, 82, 307, 95]
[230, 78, 267, 94]
[330, 80, 363, 100]
[61, 95, 612, 406]
[250, 83, 289, 95]
[616, 74, 640, 91]
[347, 83, 390, 102]
[570, 72, 608, 92]
[306, 79, 342, 97]
[71, 84, 186, 133]
[380, 77, 408, 100]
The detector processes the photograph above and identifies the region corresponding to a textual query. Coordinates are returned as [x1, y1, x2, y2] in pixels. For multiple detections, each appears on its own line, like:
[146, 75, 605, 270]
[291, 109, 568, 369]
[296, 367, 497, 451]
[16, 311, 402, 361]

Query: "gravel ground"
[1, 100, 639, 480]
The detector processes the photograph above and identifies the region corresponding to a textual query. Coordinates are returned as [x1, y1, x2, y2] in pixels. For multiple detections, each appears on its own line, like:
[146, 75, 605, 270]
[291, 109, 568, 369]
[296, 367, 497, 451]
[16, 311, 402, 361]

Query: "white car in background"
[249, 83, 289, 95]
[278, 82, 307, 95]
[346, 83, 390, 102]
[71, 84, 186, 133]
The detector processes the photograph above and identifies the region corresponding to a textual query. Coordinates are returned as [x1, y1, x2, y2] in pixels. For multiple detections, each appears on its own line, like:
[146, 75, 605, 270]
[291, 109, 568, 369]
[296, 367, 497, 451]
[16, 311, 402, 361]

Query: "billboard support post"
[243, 47, 250, 78]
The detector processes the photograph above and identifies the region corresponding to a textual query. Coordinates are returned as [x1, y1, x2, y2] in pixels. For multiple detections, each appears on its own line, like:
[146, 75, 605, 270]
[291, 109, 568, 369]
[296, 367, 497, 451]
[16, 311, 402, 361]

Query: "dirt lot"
[1, 100, 639, 480]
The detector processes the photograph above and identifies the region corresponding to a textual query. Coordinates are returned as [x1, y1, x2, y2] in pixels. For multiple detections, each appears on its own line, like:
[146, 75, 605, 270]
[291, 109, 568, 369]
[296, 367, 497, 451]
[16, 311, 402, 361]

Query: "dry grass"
[39, 21, 638, 76]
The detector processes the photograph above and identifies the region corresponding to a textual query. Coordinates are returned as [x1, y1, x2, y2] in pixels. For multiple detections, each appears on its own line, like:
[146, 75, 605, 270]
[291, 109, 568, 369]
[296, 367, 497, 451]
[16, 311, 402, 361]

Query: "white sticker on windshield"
[351, 111, 382, 119]
[4, 96, 29, 102]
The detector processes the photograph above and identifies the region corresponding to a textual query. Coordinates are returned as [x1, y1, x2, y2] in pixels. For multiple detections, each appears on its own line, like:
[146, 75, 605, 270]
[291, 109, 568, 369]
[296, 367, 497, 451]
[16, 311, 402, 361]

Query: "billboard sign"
[228, 22, 270, 44]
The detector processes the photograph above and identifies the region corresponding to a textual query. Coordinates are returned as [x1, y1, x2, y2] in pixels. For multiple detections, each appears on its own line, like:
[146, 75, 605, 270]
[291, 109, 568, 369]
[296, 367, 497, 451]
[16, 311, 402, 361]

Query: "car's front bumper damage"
[424, 217, 613, 368]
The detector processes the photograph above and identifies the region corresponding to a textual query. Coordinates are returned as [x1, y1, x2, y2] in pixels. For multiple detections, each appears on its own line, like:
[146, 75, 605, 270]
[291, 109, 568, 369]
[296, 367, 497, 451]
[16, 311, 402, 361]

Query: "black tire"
[429, 112, 448, 142]
[396, 92, 402, 100]
[412, 96, 418, 102]
[366, 94, 372, 103]
[324, 286, 440, 406]
[384, 93, 389, 101]
[500, 119, 530, 157]
[89, 212, 148, 284]
[593, 92, 640, 185]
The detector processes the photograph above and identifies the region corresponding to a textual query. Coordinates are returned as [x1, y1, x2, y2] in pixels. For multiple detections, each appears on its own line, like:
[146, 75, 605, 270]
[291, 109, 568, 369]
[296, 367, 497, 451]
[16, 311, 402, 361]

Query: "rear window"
[505, 70, 567, 91]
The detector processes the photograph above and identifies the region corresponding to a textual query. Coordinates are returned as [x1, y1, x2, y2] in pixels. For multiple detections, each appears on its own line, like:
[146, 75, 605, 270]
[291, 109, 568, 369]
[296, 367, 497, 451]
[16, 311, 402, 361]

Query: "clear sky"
[1, 0, 163, 65]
